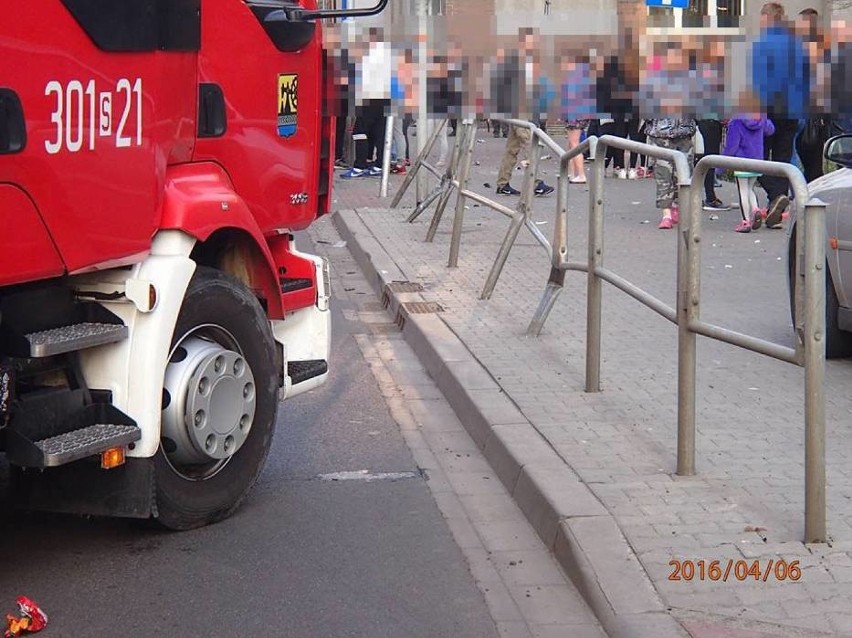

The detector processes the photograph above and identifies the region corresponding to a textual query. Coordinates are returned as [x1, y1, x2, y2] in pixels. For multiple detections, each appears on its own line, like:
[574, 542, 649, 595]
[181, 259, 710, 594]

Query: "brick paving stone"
[329, 133, 852, 634]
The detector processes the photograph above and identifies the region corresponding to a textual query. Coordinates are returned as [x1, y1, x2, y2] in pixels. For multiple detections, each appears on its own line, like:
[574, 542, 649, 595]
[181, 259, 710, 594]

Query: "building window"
[428, 0, 446, 15]
[648, 0, 744, 30]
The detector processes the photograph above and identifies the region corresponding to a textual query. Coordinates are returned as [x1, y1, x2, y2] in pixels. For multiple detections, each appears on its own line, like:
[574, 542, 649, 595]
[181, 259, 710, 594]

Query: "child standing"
[646, 118, 697, 229]
[720, 115, 775, 232]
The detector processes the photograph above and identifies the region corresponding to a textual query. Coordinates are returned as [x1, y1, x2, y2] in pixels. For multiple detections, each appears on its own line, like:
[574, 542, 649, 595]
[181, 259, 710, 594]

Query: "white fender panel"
[78, 231, 196, 458]
[272, 278, 331, 402]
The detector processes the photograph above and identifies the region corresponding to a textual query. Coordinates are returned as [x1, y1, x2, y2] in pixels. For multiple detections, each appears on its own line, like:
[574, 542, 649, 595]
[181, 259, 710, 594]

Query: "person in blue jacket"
[750, 2, 810, 221]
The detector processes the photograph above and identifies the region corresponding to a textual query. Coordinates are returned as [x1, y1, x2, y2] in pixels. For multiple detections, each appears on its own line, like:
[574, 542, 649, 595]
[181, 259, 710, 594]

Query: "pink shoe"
[735, 219, 752, 233]
[658, 216, 673, 230]
[670, 204, 679, 225]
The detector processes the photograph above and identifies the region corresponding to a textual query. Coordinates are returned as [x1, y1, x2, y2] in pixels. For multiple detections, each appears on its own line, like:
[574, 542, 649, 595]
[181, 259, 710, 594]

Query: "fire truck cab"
[0, 0, 385, 529]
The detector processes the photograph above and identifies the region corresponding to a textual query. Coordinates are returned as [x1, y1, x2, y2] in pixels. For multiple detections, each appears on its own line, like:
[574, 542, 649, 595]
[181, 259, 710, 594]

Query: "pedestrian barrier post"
[390, 118, 447, 209]
[688, 156, 825, 542]
[429, 120, 476, 244]
[380, 114, 394, 198]
[526, 138, 827, 542]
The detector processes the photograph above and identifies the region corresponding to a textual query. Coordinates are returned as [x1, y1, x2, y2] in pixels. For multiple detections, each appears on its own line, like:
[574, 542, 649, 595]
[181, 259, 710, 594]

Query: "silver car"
[787, 134, 852, 358]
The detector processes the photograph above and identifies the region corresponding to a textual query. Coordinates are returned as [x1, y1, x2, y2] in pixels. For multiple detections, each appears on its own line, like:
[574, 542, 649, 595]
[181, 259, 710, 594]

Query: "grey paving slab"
[330, 133, 852, 636]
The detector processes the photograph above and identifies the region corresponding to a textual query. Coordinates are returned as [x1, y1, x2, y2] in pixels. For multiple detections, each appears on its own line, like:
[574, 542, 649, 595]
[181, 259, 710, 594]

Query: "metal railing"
[526, 134, 827, 543]
[391, 118, 574, 300]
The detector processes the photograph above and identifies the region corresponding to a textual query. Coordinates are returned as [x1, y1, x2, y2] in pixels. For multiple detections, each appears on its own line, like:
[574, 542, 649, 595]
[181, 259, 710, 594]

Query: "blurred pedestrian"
[794, 8, 832, 182]
[493, 29, 554, 197]
[720, 112, 776, 232]
[831, 20, 852, 133]
[646, 118, 696, 230]
[751, 2, 810, 219]
[559, 47, 595, 184]
[342, 30, 391, 179]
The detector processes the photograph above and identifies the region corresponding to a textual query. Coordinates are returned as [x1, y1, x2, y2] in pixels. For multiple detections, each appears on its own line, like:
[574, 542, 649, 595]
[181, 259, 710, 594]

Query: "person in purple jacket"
[720, 114, 776, 233]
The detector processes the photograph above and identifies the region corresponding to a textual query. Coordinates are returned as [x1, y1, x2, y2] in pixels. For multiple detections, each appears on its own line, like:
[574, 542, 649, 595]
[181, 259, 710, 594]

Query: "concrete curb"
[333, 208, 688, 638]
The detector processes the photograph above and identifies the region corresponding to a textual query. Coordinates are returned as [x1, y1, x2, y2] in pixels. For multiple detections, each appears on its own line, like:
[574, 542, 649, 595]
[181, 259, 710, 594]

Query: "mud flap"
[11, 457, 155, 519]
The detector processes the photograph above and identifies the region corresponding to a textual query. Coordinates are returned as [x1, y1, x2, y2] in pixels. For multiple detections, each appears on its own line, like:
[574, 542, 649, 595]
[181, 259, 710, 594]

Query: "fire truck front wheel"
[154, 267, 278, 530]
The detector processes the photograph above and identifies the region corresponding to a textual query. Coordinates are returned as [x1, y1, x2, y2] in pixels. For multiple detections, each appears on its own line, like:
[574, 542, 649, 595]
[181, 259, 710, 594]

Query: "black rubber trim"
[0, 89, 26, 154]
[288, 360, 328, 385]
[60, 0, 201, 52]
[279, 277, 313, 294]
[198, 84, 227, 138]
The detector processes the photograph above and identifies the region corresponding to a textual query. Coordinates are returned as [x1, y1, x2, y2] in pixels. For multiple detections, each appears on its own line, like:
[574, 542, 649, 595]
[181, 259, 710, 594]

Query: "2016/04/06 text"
[669, 559, 802, 582]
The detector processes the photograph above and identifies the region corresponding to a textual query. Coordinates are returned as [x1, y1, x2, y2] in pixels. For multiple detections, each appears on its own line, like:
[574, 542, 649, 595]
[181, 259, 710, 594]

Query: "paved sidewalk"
[327, 131, 852, 637]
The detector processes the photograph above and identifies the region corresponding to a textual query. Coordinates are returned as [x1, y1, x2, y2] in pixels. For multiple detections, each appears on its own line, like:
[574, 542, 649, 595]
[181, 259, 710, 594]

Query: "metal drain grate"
[386, 281, 424, 293]
[401, 301, 443, 314]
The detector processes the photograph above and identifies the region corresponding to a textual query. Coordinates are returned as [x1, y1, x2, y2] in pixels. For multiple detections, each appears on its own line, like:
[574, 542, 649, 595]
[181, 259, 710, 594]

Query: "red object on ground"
[3, 597, 47, 637]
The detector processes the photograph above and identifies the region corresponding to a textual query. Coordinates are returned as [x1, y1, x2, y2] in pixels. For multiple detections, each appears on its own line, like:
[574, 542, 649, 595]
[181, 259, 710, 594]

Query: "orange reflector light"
[830, 237, 839, 250]
[101, 447, 126, 470]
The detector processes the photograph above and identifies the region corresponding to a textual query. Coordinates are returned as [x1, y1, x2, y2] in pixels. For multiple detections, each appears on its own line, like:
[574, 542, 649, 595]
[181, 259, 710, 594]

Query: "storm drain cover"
[401, 301, 443, 314]
[386, 281, 424, 293]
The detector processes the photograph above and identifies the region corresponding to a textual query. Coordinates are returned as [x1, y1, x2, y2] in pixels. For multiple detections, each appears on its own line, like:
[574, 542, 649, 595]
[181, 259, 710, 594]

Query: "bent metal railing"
[527, 135, 827, 544]
[392, 118, 594, 300]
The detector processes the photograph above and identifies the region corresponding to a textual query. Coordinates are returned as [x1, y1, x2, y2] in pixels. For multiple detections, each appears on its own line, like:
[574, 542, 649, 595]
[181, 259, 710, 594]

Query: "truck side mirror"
[247, 0, 389, 22]
[250, 4, 317, 52]
[824, 135, 852, 169]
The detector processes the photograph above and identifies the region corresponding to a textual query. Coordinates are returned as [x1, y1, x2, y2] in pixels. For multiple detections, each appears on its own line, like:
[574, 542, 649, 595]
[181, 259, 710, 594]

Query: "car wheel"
[789, 255, 852, 359]
[154, 267, 278, 530]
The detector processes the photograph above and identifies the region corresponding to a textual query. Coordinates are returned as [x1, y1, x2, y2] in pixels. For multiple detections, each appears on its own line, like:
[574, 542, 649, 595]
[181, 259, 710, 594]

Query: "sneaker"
[367, 165, 383, 177]
[627, 168, 638, 180]
[405, 158, 411, 166]
[391, 163, 406, 174]
[735, 219, 752, 233]
[534, 180, 554, 196]
[703, 198, 730, 211]
[658, 216, 673, 230]
[750, 209, 763, 230]
[615, 168, 627, 179]
[670, 204, 679, 225]
[569, 176, 588, 184]
[497, 183, 521, 196]
[341, 167, 367, 179]
[765, 195, 789, 228]
[334, 158, 348, 169]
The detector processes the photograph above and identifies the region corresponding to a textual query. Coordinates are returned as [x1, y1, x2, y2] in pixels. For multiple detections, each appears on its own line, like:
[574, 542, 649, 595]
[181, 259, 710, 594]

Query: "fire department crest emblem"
[277, 73, 298, 137]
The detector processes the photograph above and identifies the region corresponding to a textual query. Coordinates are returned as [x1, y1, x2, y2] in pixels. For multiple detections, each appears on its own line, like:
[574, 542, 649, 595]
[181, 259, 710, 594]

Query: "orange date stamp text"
[668, 559, 802, 582]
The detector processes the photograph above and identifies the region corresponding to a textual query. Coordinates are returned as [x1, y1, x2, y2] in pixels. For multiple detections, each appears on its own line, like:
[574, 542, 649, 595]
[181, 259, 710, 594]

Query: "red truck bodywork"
[1, 0, 331, 314]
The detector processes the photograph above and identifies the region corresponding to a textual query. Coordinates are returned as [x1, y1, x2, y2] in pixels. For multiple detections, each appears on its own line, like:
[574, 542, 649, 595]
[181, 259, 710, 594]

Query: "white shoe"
[627, 168, 638, 180]
[615, 168, 627, 179]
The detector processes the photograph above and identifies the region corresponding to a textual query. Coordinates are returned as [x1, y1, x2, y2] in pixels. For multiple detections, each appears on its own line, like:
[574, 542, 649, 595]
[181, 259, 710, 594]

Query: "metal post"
[416, 7, 428, 206]
[380, 114, 394, 198]
[803, 200, 827, 543]
[447, 119, 476, 267]
[585, 141, 606, 393]
[678, 180, 698, 476]
[481, 131, 542, 300]
[425, 119, 471, 242]
[396, 119, 446, 214]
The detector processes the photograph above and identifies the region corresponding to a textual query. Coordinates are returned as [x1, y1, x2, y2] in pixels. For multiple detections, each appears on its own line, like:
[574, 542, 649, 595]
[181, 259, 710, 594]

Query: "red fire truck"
[0, 0, 385, 529]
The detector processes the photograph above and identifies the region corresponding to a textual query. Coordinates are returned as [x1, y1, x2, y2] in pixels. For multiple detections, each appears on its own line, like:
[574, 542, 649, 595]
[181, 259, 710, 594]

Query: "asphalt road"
[0, 240, 498, 638]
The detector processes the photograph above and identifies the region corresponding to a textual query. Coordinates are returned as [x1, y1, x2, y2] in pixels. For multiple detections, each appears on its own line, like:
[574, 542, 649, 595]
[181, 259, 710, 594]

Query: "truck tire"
[154, 267, 278, 530]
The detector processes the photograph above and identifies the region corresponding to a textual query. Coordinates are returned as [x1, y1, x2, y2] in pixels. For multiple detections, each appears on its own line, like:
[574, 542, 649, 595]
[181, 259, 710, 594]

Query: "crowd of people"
[329, 1, 851, 232]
